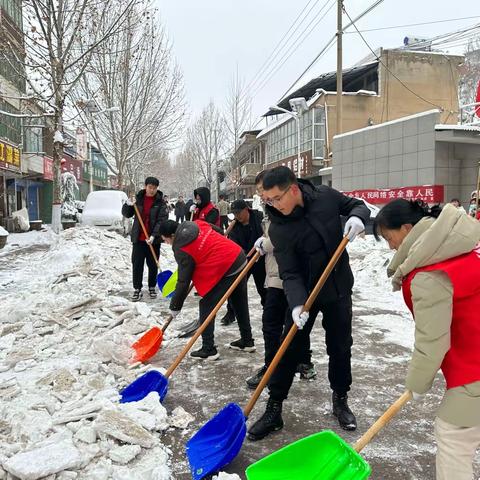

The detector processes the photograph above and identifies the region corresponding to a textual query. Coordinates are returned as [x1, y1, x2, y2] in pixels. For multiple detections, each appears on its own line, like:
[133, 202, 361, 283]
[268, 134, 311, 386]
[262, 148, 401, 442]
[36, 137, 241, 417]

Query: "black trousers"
[201, 268, 253, 349]
[268, 295, 353, 401]
[220, 215, 229, 231]
[262, 287, 311, 366]
[226, 257, 266, 316]
[132, 241, 160, 290]
[176, 215, 185, 223]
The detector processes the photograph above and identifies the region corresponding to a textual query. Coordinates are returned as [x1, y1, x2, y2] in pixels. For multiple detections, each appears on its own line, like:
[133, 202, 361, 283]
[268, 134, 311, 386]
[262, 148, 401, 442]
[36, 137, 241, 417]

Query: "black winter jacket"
[267, 180, 370, 308]
[122, 190, 168, 244]
[228, 209, 264, 253]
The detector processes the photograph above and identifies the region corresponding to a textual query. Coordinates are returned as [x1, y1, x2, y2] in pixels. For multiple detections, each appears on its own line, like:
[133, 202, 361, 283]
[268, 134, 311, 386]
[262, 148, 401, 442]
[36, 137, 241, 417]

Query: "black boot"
[220, 311, 236, 326]
[245, 365, 267, 390]
[332, 392, 357, 431]
[247, 398, 284, 441]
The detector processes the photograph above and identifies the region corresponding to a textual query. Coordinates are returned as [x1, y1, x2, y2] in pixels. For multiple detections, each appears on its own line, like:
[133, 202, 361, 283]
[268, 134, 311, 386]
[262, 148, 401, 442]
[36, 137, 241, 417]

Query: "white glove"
[411, 391, 425, 402]
[343, 216, 365, 241]
[169, 309, 180, 318]
[146, 235, 154, 245]
[254, 237, 267, 256]
[189, 204, 197, 213]
[126, 198, 135, 206]
[292, 305, 309, 330]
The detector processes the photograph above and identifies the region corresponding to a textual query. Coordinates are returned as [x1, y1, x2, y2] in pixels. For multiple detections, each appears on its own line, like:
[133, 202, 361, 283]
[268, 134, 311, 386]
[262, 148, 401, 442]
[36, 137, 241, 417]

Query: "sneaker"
[247, 398, 284, 441]
[131, 289, 142, 302]
[246, 365, 267, 389]
[220, 311, 236, 326]
[296, 362, 317, 380]
[332, 392, 357, 431]
[190, 346, 220, 361]
[148, 287, 157, 299]
[228, 338, 255, 352]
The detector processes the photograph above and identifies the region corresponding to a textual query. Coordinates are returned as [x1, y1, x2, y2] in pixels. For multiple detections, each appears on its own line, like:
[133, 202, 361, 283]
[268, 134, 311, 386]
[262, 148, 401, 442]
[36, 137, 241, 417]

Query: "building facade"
[258, 48, 463, 186]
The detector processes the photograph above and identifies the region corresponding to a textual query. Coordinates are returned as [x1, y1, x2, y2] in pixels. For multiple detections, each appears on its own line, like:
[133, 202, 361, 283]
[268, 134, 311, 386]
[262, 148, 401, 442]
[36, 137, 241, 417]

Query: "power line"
[246, 0, 321, 93]
[343, 6, 444, 110]
[343, 15, 480, 33]
[249, 0, 336, 100]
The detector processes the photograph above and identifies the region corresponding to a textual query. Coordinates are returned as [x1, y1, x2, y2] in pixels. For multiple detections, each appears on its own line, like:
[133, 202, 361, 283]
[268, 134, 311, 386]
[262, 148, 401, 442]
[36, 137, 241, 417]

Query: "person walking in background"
[247, 166, 369, 440]
[121, 177, 168, 301]
[175, 196, 186, 223]
[159, 219, 256, 359]
[220, 199, 266, 326]
[191, 187, 220, 226]
[374, 199, 480, 480]
[185, 198, 194, 221]
[217, 194, 230, 232]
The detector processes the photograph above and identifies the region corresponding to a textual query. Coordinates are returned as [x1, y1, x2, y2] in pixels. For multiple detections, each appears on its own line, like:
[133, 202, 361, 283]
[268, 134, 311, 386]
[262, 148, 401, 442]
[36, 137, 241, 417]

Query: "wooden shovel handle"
[353, 391, 412, 452]
[243, 236, 350, 417]
[164, 252, 260, 378]
[225, 219, 236, 237]
[133, 203, 160, 267]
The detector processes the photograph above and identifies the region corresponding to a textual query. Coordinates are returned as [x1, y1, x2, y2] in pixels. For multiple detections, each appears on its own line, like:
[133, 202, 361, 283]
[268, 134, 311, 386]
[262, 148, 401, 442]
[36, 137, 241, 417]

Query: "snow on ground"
[0, 228, 478, 479]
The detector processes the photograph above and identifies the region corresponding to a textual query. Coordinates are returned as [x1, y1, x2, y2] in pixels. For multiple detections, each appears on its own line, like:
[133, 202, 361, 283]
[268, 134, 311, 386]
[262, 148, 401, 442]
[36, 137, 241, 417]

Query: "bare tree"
[2, 0, 139, 231]
[171, 147, 198, 198]
[459, 38, 480, 122]
[186, 101, 224, 198]
[223, 70, 252, 153]
[73, 2, 185, 191]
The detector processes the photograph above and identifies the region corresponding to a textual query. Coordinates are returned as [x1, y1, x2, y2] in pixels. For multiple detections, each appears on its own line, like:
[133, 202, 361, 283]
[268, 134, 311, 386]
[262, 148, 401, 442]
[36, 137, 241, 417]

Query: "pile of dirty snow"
[0, 227, 193, 479]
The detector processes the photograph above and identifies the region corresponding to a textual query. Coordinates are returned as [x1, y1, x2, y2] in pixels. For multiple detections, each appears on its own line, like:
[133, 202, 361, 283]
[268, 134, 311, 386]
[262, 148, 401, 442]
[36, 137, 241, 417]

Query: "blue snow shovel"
[186, 237, 350, 480]
[120, 370, 167, 403]
[153, 251, 261, 405]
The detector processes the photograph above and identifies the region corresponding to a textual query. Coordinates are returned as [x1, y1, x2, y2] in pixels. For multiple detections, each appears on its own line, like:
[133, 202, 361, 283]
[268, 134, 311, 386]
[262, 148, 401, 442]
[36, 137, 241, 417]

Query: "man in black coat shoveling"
[247, 166, 369, 440]
[122, 177, 168, 301]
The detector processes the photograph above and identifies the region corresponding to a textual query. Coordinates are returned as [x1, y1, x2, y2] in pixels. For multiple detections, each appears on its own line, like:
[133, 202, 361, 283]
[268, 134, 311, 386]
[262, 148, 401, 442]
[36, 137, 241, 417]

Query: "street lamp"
[270, 97, 307, 178]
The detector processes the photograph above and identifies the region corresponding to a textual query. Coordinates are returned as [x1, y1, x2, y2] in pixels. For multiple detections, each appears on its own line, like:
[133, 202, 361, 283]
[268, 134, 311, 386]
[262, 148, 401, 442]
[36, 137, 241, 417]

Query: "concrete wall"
[333, 110, 440, 192]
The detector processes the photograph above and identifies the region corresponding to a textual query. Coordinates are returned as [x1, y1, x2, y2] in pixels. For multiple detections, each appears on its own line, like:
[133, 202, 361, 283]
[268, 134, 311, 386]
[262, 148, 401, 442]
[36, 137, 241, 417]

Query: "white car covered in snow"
[81, 190, 132, 235]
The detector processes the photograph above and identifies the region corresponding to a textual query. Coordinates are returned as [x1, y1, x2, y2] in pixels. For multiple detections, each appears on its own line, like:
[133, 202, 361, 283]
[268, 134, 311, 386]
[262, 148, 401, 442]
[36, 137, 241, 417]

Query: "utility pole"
[336, 0, 343, 135]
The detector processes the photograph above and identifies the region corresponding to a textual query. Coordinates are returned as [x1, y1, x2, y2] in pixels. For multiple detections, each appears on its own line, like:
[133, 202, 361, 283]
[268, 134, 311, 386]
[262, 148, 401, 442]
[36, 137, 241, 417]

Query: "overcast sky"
[156, 0, 479, 124]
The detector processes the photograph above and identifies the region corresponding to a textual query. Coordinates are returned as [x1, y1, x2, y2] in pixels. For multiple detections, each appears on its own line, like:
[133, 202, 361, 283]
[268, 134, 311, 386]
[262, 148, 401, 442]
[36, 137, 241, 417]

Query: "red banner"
[343, 185, 444, 204]
[43, 156, 54, 180]
[61, 153, 83, 182]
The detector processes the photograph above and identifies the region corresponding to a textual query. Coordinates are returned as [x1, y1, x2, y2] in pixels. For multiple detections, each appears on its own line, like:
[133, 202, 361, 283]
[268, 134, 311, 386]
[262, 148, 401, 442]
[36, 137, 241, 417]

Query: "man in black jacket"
[247, 166, 369, 440]
[121, 177, 168, 301]
[220, 199, 267, 326]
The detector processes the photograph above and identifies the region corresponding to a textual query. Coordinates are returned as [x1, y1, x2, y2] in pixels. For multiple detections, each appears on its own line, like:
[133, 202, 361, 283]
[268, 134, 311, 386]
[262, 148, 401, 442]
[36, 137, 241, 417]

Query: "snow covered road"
[0, 227, 478, 479]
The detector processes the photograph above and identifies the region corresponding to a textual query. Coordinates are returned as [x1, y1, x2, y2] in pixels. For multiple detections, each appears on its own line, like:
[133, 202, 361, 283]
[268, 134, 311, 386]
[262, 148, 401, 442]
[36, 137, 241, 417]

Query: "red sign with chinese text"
[342, 185, 444, 204]
[43, 156, 54, 180]
[61, 153, 83, 182]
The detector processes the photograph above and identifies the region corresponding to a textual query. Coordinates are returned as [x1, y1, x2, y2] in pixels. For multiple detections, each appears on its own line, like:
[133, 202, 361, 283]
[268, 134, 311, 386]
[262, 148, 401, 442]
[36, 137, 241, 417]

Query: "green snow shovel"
[245, 390, 412, 480]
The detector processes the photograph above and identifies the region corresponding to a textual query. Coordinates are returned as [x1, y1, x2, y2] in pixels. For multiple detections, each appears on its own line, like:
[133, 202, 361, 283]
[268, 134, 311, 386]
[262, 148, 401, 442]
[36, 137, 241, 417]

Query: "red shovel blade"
[131, 326, 163, 363]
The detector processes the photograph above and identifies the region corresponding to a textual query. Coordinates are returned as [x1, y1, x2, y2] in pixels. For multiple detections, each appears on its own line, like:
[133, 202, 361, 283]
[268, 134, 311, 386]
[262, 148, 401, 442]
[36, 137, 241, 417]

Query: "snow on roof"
[435, 124, 480, 133]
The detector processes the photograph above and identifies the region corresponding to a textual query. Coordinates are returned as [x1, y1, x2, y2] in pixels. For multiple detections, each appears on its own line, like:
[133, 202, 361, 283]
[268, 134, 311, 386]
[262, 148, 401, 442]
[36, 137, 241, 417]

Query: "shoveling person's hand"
[169, 309, 180, 319]
[146, 235, 154, 245]
[343, 216, 365, 241]
[411, 392, 425, 402]
[189, 204, 197, 213]
[292, 306, 309, 329]
[254, 237, 267, 256]
[126, 197, 135, 206]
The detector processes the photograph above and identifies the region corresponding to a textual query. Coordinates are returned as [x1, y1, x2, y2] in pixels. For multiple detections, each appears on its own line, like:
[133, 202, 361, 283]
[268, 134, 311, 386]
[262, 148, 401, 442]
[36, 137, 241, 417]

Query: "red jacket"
[192, 202, 220, 227]
[180, 220, 241, 296]
[402, 245, 480, 389]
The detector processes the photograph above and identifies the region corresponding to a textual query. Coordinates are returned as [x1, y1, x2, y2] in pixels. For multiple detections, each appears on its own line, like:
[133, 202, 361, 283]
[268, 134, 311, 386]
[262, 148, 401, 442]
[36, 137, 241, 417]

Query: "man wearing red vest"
[159, 219, 255, 360]
[191, 187, 220, 227]
[375, 200, 480, 480]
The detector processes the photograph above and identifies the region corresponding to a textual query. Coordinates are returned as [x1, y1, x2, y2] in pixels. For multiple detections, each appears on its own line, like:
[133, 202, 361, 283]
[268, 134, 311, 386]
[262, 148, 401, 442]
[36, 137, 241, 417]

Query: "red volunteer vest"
[192, 202, 220, 227]
[402, 245, 480, 389]
[180, 220, 242, 296]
